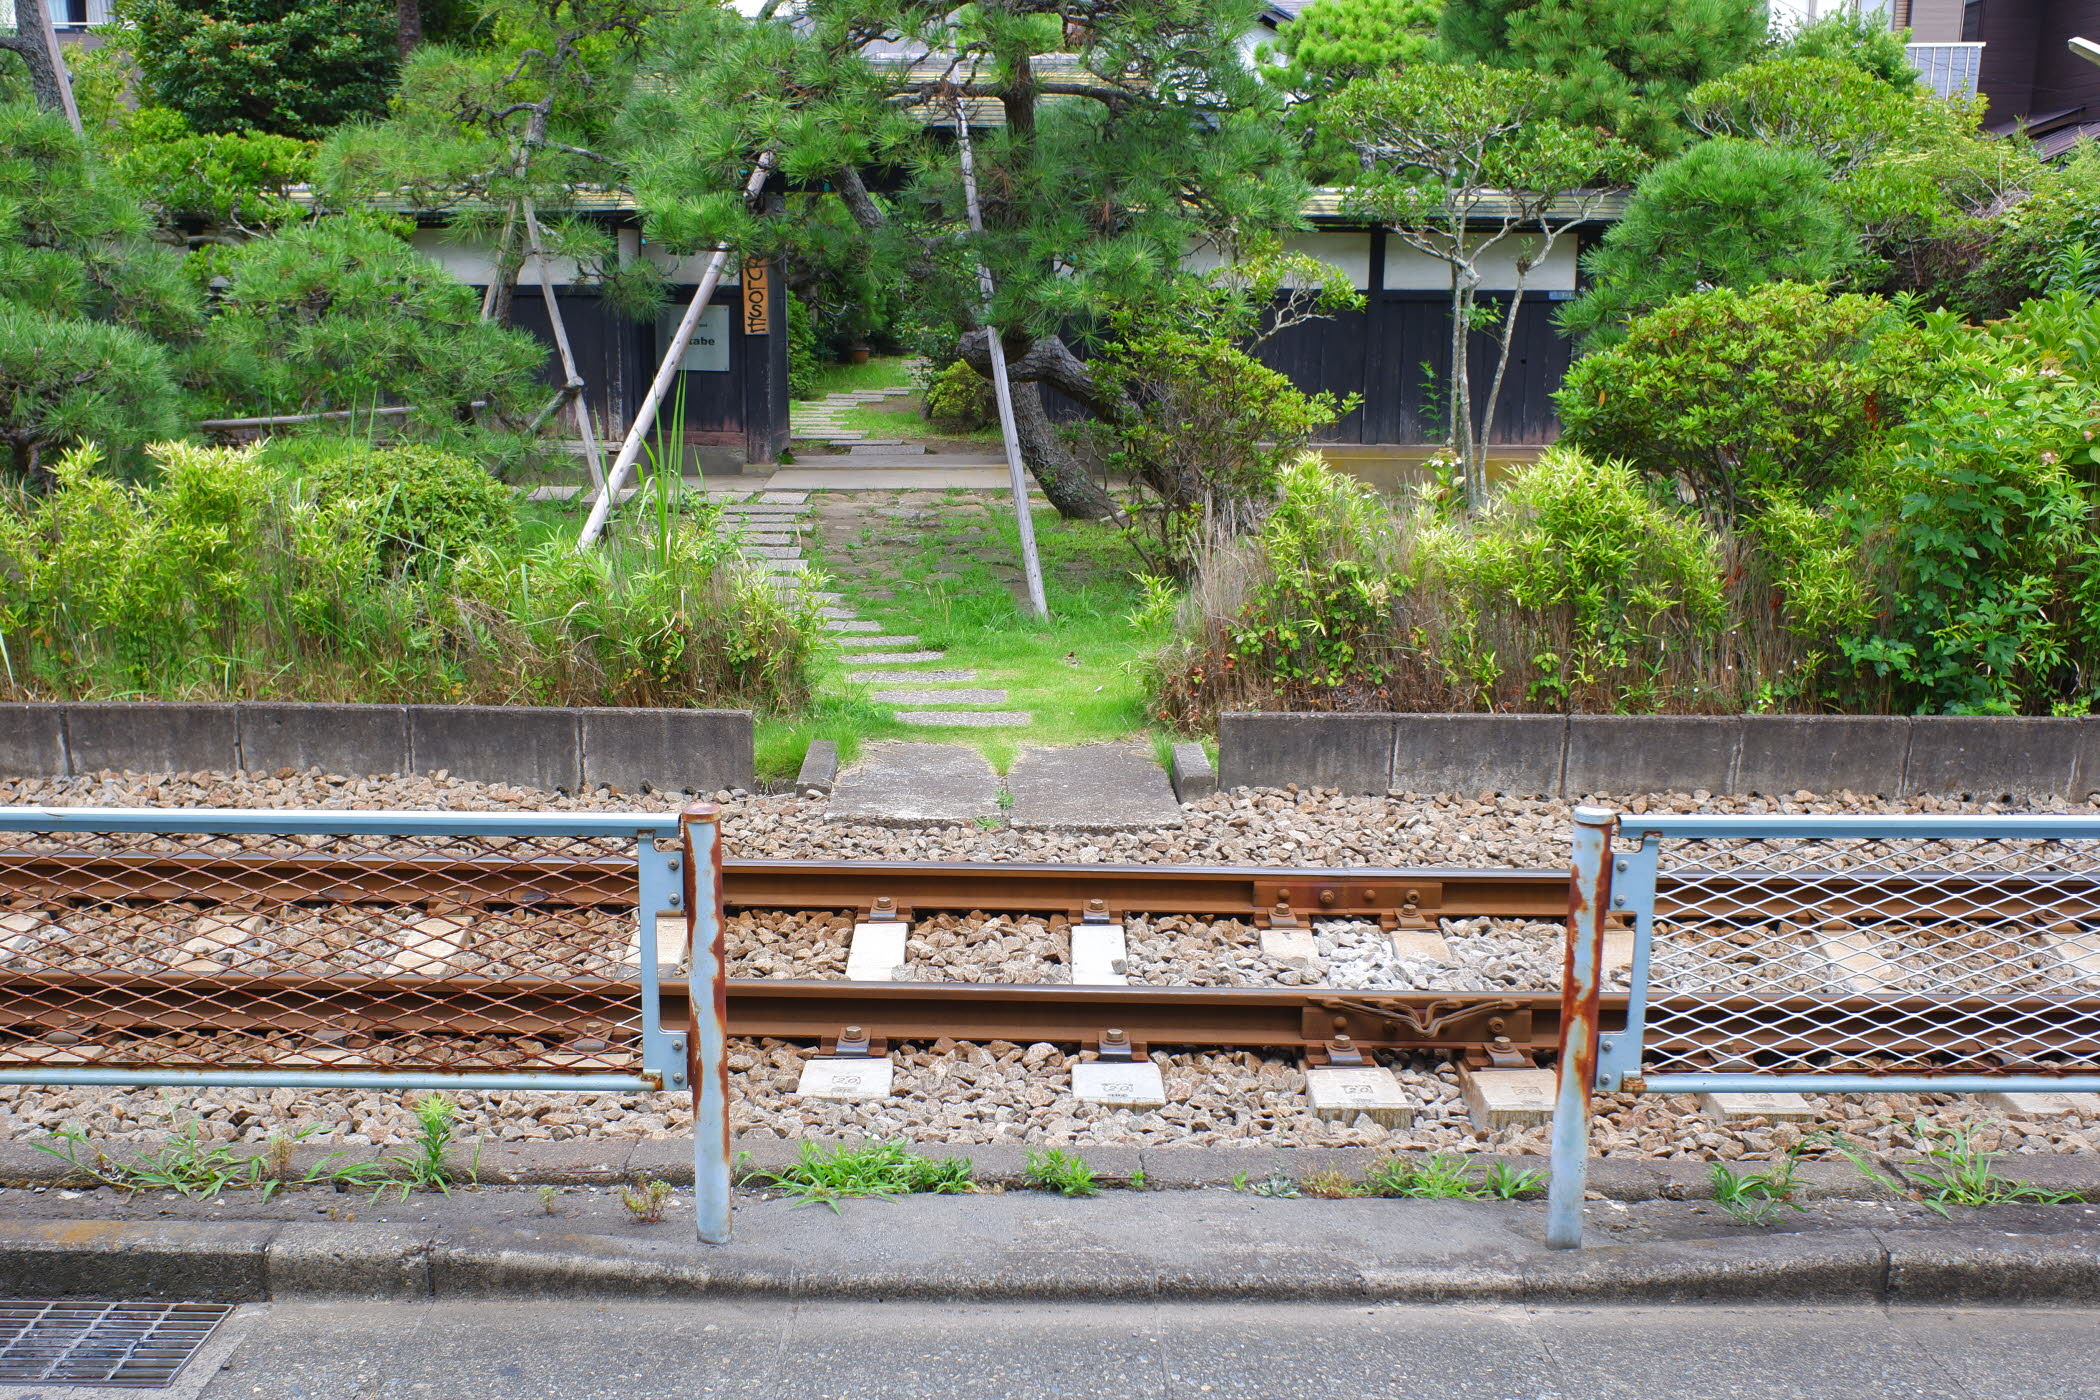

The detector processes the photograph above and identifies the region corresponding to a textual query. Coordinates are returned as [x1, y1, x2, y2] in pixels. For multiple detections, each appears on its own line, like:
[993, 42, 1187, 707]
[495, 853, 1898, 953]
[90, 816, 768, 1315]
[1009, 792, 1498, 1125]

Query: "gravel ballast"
[4, 767, 2099, 1165]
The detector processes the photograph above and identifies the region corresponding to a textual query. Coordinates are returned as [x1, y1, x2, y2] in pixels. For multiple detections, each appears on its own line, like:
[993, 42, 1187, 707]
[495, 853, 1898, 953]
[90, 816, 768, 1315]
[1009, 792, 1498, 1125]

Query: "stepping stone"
[825, 620, 883, 632]
[896, 711, 1032, 727]
[835, 634, 921, 648]
[759, 559, 807, 573]
[760, 492, 809, 504]
[818, 606, 859, 619]
[745, 546, 803, 560]
[852, 651, 946, 664]
[829, 740, 999, 825]
[810, 592, 844, 604]
[871, 688, 1008, 704]
[848, 669, 979, 684]
[1006, 741, 1184, 832]
[740, 533, 794, 547]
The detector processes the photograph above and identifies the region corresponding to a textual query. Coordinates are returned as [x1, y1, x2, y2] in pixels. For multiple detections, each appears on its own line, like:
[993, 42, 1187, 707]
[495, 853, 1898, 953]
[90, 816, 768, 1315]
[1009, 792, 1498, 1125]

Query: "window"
[1961, 0, 1985, 41]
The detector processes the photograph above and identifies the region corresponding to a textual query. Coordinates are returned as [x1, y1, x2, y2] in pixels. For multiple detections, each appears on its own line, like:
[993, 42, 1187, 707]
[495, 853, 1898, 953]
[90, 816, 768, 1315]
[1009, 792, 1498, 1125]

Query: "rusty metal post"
[681, 803, 731, 1243]
[1546, 804, 1616, 1249]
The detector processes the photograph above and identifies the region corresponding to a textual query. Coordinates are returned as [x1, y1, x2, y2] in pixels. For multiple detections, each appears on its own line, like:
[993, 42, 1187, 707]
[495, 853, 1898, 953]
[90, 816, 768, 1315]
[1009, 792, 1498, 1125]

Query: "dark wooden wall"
[1253, 289, 1574, 446]
[504, 278, 789, 461]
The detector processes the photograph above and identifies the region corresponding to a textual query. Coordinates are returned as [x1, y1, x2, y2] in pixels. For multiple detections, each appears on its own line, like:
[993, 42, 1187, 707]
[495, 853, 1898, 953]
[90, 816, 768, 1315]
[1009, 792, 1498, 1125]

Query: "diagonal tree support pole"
[952, 103, 1049, 621]
[578, 152, 776, 549]
[524, 198, 607, 493]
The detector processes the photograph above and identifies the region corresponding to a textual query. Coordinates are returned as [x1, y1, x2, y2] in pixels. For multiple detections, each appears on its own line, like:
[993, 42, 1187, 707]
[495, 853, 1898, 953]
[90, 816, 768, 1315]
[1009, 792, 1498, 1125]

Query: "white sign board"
[661, 304, 730, 372]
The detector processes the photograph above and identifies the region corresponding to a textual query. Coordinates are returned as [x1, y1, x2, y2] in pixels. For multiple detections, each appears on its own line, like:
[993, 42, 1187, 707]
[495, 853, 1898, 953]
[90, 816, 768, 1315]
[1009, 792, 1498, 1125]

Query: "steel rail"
[10, 971, 2100, 1074]
[0, 852, 2088, 924]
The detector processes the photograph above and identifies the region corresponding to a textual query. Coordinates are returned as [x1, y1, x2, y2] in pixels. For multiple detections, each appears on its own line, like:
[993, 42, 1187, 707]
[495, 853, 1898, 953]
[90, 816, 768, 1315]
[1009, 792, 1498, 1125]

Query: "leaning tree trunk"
[957, 329, 1125, 521]
[1005, 380, 1120, 522]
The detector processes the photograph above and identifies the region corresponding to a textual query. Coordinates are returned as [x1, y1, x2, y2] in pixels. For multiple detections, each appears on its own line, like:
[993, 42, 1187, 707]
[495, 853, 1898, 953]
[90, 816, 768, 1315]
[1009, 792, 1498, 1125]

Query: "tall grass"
[1147, 449, 1809, 729]
[0, 441, 821, 711]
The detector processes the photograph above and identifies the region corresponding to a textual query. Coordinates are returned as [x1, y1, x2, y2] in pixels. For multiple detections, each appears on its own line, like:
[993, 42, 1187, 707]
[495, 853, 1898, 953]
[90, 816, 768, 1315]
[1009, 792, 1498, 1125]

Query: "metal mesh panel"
[1638, 831, 2100, 1079]
[0, 823, 661, 1077]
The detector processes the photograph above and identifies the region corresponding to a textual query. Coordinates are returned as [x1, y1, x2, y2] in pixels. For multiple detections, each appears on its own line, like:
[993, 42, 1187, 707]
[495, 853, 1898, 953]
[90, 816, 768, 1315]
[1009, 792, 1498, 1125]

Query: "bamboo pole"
[952, 106, 1049, 622]
[578, 152, 775, 550]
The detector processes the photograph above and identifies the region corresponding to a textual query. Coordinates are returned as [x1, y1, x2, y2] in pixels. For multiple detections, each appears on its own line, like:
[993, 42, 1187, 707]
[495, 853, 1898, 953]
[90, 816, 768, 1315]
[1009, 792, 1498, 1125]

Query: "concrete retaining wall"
[0, 702, 752, 793]
[1220, 712, 2100, 799]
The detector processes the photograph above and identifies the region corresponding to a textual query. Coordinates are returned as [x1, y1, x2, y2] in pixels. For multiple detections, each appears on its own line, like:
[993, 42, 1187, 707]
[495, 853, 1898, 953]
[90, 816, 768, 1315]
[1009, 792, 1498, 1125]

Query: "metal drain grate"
[0, 1301, 234, 1389]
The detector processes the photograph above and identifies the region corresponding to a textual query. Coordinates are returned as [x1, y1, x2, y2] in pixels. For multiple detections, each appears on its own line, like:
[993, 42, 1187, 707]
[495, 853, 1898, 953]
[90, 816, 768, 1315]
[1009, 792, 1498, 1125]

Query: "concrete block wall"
[0, 702, 753, 793]
[1219, 712, 2100, 799]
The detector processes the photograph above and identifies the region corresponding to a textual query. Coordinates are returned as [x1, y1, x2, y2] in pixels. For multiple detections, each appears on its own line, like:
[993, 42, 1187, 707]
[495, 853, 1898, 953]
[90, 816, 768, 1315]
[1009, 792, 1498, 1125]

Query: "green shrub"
[1417, 447, 1729, 712]
[1556, 283, 1931, 526]
[1145, 452, 1408, 727]
[1836, 320, 2100, 715]
[922, 360, 995, 432]
[0, 305, 183, 479]
[0, 441, 821, 712]
[269, 440, 517, 574]
[1097, 329, 1354, 574]
[787, 294, 823, 401]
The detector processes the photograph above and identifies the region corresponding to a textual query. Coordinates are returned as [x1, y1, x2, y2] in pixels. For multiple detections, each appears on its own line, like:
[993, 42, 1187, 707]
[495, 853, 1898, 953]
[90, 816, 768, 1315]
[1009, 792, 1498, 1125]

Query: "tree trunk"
[0, 0, 77, 128]
[396, 0, 422, 56]
[1448, 280, 1482, 512]
[1005, 380, 1120, 522]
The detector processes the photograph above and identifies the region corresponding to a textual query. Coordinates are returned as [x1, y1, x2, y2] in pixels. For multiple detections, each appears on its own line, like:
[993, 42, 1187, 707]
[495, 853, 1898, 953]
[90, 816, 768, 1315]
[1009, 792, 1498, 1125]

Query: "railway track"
[6, 854, 2100, 1079]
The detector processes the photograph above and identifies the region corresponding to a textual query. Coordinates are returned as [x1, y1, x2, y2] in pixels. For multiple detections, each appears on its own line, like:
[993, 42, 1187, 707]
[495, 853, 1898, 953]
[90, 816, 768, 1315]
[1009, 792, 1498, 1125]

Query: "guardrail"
[0, 803, 734, 1243]
[1547, 809, 2100, 1247]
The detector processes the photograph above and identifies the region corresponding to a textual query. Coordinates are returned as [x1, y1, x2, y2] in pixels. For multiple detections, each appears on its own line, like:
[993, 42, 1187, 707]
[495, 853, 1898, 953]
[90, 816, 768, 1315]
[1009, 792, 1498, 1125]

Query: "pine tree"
[1437, 0, 1764, 155]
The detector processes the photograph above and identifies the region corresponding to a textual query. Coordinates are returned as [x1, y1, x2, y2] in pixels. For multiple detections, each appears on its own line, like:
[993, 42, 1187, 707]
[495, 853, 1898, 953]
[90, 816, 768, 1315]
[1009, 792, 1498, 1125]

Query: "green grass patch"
[800, 355, 919, 399]
[758, 1139, 976, 1210]
[795, 504, 1169, 771]
[818, 397, 1002, 445]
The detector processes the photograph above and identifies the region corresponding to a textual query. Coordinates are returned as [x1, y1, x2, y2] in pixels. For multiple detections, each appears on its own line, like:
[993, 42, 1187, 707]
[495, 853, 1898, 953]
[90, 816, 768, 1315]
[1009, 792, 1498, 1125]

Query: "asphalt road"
[155, 1299, 2100, 1400]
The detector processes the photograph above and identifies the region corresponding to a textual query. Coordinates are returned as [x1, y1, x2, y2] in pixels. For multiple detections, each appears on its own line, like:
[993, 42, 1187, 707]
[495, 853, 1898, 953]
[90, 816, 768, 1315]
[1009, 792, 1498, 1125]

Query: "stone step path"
[826, 741, 1184, 830]
[789, 368, 923, 447]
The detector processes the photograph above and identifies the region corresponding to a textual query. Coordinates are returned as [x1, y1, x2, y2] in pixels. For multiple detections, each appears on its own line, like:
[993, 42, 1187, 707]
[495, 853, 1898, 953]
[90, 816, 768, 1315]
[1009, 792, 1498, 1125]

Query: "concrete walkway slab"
[871, 689, 1008, 704]
[768, 468, 1027, 491]
[848, 669, 979, 684]
[1007, 742, 1185, 832]
[896, 711, 1032, 728]
[827, 741, 1000, 825]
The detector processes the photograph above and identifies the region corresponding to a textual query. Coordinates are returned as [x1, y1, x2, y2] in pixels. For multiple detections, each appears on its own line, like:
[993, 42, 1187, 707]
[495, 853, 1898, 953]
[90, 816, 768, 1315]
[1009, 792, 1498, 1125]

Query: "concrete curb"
[1219, 710, 2100, 799]
[0, 700, 755, 793]
[5, 1214, 2099, 1306]
[9, 1137, 2100, 1201]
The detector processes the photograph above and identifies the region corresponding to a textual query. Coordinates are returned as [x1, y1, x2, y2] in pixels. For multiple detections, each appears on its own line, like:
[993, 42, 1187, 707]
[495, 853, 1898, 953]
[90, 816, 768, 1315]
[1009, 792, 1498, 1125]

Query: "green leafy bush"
[1146, 452, 1409, 727]
[269, 440, 517, 574]
[1416, 447, 1728, 711]
[1096, 328, 1354, 574]
[922, 360, 995, 432]
[786, 294, 823, 401]
[1557, 283, 1931, 525]
[0, 306, 182, 479]
[115, 0, 399, 138]
[1559, 140, 1857, 343]
[0, 442, 821, 712]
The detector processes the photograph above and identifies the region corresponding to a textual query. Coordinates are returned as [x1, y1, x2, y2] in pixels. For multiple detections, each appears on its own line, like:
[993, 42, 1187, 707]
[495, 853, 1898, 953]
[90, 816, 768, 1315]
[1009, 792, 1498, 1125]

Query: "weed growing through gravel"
[1283, 1158, 1545, 1201]
[374, 1092, 477, 1200]
[620, 1178, 676, 1224]
[1832, 1121, 2078, 1215]
[536, 1185, 562, 1215]
[763, 1140, 977, 1210]
[1024, 1148, 1101, 1197]
[1709, 1145, 1813, 1226]
[34, 1119, 385, 1200]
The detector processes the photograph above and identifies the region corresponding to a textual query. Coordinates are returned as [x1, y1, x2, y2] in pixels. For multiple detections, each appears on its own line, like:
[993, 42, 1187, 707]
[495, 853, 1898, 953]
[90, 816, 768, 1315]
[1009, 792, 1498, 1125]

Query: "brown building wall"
[2034, 0, 2100, 119]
